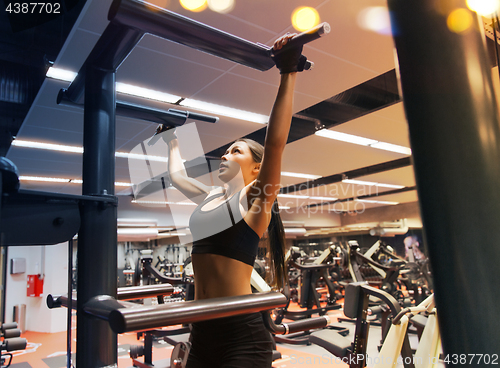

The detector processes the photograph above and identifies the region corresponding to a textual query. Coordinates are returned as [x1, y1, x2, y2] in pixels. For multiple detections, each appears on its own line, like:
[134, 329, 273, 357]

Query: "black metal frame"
[388, 0, 500, 356]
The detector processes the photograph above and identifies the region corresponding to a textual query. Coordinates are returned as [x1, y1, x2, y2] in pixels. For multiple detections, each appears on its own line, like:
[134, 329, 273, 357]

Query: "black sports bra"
[189, 190, 260, 266]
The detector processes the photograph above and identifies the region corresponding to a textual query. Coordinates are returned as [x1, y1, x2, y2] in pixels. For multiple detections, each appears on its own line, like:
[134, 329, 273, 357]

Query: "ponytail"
[267, 199, 287, 289]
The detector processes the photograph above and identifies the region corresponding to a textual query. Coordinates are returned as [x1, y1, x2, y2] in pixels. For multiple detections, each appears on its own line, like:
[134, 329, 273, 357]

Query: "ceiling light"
[117, 228, 159, 236]
[180, 0, 207, 12]
[12, 140, 83, 153]
[46, 67, 77, 82]
[13, 140, 168, 163]
[284, 228, 307, 234]
[281, 171, 322, 180]
[315, 129, 412, 155]
[357, 6, 391, 35]
[278, 194, 309, 199]
[315, 129, 378, 146]
[292, 6, 320, 32]
[282, 221, 305, 227]
[279, 206, 291, 210]
[342, 179, 405, 189]
[115, 151, 168, 163]
[180, 99, 269, 124]
[19, 176, 131, 186]
[369, 142, 412, 155]
[309, 196, 338, 201]
[356, 199, 399, 205]
[466, 0, 499, 16]
[158, 232, 187, 236]
[116, 82, 181, 104]
[207, 0, 234, 13]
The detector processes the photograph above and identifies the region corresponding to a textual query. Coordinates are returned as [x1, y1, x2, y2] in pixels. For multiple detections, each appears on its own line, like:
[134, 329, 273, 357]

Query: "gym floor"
[8, 304, 444, 368]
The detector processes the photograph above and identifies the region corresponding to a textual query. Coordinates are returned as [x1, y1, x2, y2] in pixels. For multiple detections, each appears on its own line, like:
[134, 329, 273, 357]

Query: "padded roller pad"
[3, 329, 21, 338]
[4, 337, 27, 351]
[1, 322, 18, 332]
[309, 329, 352, 358]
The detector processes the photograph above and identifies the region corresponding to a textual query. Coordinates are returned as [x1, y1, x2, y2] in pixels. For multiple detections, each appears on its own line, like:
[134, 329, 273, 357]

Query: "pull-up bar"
[109, 0, 329, 71]
[59, 0, 329, 105]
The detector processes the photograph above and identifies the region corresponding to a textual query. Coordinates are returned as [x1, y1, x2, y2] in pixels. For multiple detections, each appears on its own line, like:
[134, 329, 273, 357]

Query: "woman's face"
[219, 141, 260, 184]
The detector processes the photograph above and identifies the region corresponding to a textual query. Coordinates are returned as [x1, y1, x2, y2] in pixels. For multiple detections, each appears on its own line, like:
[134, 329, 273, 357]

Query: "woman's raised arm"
[161, 129, 212, 204]
[246, 35, 307, 235]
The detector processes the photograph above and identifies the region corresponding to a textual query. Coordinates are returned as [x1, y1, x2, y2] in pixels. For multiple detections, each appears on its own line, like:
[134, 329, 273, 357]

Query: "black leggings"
[186, 313, 274, 368]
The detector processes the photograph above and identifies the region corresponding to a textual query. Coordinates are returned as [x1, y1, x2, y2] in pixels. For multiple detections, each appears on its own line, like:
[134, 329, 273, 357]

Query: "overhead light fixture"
[158, 232, 187, 237]
[309, 196, 338, 201]
[315, 129, 412, 155]
[282, 221, 305, 227]
[278, 194, 310, 199]
[342, 179, 405, 189]
[116, 82, 181, 104]
[284, 228, 307, 234]
[180, 98, 269, 124]
[369, 142, 412, 155]
[12, 140, 168, 163]
[117, 228, 159, 236]
[117, 218, 158, 227]
[356, 199, 399, 205]
[281, 171, 322, 180]
[315, 129, 378, 146]
[12, 140, 83, 153]
[278, 205, 291, 210]
[46, 67, 77, 82]
[19, 176, 131, 187]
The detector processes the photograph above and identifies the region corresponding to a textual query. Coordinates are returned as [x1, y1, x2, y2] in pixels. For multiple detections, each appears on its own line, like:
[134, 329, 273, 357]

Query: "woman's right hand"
[271, 33, 308, 74]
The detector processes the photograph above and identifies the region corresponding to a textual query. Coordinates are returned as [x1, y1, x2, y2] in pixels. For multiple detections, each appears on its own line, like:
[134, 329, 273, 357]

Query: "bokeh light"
[207, 0, 234, 13]
[291, 7, 320, 32]
[357, 6, 392, 35]
[466, 0, 499, 16]
[447, 8, 473, 33]
[180, 0, 207, 12]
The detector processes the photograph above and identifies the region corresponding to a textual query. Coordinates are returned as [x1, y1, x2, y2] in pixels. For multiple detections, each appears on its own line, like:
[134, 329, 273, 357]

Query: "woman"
[158, 34, 308, 368]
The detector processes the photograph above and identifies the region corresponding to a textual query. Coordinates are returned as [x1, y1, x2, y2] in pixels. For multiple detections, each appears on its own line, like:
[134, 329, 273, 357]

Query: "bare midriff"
[191, 253, 253, 300]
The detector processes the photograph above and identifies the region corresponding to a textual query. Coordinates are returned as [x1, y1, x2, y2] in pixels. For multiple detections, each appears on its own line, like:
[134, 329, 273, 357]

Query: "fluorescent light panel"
[281, 171, 321, 179]
[315, 129, 411, 155]
[309, 196, 338, 201]
[180, 98, 268, 124]
[116, 82, 180, 104]
[13, 140, 168, 163]
[342, 179, 405, 189]
[46, 67, 77, 82]
[20, 176, 131, 187]
[284, 228, 307, 234]
[356, 199, 399, 205]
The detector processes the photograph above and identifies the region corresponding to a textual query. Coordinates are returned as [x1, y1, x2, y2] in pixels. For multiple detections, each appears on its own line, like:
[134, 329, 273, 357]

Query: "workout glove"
[271, 45, 308, 74]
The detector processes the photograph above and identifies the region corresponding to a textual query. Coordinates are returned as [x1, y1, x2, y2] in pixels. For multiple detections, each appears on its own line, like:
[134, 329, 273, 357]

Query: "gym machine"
[0, 322, 27, 368]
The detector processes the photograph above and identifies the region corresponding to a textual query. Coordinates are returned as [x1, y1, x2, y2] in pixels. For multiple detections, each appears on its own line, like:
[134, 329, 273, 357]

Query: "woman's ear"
[253, 162, 261, 174]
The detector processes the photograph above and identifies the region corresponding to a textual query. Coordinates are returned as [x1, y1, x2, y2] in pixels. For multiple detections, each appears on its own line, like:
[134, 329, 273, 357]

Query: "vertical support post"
[77, 65, 118, 368]
[387, 0, 500, 355]
[67, 239, 73, 368]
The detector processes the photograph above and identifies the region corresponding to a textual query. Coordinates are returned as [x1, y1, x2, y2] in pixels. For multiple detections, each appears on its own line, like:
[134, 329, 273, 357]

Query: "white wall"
[6, 242, 68, 333]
